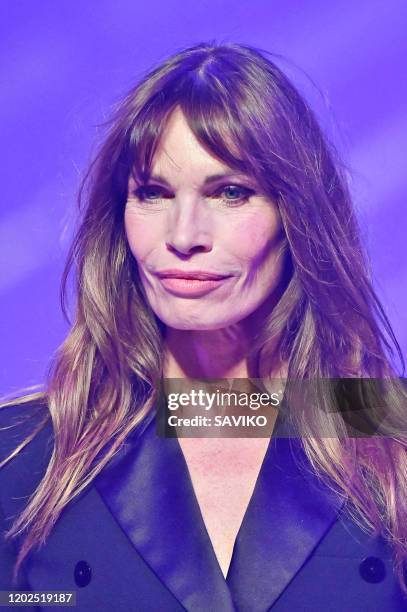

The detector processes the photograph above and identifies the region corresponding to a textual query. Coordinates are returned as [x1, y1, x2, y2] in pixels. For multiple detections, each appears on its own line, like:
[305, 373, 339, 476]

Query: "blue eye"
[131, 183, 255, 206]
[217, 184, 254, 204]
[133, 185, 168, 201]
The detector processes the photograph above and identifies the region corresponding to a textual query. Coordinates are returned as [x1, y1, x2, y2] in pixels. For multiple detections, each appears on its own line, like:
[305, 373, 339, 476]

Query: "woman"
[1, 42, 406, 611]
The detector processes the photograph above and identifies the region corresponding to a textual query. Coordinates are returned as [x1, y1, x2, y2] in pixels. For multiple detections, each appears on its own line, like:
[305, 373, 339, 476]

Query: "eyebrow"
[145, 172, 252, 187]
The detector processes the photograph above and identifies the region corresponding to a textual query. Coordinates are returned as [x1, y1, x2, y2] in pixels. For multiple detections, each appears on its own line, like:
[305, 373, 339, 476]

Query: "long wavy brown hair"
[1, 42, 407, 591]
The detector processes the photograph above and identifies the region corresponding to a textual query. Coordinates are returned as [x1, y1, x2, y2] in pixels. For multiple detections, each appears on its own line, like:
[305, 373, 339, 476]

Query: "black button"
[359, 556, 386, 583]
[74, 560, 92, 587]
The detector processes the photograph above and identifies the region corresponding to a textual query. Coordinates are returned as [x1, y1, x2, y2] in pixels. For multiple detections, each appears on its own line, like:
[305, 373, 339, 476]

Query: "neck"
[161, 321, 287, 437]
[163, 325, 254, 380]
[163, 325, 286, 381]
[162, 293, 288, 381]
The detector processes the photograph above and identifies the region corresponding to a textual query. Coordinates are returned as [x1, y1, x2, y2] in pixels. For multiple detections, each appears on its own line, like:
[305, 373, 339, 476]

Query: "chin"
[163, 319, 229, 331]
[156, 312, 250, 331]
[156, 313, 239, 331]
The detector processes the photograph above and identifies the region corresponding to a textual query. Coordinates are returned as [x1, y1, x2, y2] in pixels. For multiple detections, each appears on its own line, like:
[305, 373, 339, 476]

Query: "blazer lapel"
[226, 430, 345, 611]
[95, 406, 345, 612]
[94, 411, 235, 612]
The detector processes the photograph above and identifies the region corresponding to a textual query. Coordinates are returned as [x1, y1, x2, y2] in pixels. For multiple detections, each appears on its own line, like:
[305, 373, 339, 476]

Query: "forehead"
[150, 107, 235, 179]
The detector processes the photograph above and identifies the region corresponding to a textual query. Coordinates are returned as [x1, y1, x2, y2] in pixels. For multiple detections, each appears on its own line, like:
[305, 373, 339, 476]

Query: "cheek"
[228, 210, 283, 262]
[124, 211, 161, 261]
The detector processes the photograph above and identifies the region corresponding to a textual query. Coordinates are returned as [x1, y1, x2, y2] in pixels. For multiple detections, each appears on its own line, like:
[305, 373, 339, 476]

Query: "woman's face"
[124, 108, 287, 331]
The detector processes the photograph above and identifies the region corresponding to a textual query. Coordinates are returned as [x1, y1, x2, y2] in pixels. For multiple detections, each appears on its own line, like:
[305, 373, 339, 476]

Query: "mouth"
[156, 269, 230, 281]
[156, 273, 232, 298]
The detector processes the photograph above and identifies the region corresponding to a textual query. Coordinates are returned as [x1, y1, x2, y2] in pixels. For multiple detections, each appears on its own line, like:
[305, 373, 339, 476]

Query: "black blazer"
[0, 401, 406, 611]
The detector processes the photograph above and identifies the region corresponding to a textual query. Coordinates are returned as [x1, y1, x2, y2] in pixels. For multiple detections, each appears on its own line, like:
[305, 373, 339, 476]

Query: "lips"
[154, 269, 232, 297]
[156, 269, 230, 280]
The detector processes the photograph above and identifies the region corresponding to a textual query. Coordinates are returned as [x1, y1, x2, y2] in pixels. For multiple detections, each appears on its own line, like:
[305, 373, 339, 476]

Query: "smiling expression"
[124, 107, 288, 331]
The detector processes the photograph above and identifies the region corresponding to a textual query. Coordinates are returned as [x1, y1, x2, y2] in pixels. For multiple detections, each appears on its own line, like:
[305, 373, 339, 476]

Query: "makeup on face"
[124, 108, 286, 332]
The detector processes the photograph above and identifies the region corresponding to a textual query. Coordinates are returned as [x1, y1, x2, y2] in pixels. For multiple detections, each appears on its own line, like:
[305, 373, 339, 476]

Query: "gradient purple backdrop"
[1, 1, 406, 396]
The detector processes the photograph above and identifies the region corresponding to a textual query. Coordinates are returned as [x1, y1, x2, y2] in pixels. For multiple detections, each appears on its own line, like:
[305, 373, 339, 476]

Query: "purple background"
[1, 1, 406, 396]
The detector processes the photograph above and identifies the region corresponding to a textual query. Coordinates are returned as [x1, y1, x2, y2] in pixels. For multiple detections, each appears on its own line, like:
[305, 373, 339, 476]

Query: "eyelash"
[132, 184, 255, 207]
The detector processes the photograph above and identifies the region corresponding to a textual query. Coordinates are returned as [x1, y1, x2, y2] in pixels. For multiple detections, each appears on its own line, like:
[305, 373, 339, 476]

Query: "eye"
[130, 183, 256, 206]
[214, 184, 255, 205]
[132, 185, 171, 201]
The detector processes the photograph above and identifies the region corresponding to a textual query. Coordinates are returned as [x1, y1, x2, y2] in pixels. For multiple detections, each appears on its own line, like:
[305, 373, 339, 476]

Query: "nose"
[165, 197, 213, 256]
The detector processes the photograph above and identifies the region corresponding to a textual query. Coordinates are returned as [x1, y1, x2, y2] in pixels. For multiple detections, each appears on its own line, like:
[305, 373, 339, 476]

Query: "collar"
[95, 409, 344, 611]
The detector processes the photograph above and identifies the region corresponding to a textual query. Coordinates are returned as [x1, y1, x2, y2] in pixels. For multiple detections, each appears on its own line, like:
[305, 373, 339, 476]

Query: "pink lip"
[156, 269, 230, 280]
[158, 276, 230, 297]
